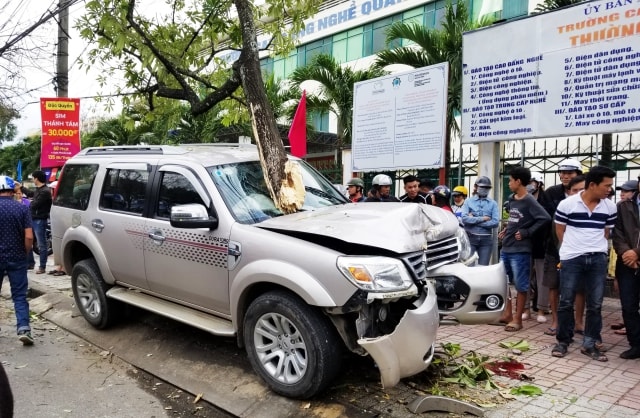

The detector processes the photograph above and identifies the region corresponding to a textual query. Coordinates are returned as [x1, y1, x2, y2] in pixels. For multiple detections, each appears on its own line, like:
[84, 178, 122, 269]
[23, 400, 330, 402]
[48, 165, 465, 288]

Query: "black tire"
[243, 291, 343, 399]
[32, 233, 53, 256]
[71, 259, 119, 329]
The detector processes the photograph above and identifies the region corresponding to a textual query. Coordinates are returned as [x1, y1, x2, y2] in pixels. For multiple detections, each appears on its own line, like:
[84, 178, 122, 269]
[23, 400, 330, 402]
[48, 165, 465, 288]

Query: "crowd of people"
[346, 159, 640, 362]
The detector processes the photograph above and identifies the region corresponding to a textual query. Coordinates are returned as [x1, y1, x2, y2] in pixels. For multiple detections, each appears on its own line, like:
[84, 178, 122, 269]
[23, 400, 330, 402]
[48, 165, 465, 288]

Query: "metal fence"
[325, 132, 640, 203]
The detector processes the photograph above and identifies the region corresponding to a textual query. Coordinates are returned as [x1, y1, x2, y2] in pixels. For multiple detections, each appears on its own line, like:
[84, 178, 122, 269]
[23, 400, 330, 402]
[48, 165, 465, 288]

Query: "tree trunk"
[233, 0, 304, 213]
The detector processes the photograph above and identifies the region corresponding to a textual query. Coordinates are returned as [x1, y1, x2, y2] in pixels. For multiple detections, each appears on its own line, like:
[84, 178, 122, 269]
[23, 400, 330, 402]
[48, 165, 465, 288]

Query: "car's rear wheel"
[71, 259, 119, 329]
[243, 291, 342, 399]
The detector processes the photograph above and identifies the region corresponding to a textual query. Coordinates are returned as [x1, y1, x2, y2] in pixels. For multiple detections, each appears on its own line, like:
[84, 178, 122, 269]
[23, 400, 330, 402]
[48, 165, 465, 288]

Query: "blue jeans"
[469, 233, 493, 266]
[32, 218, 48, 269]
[557, 253, 607, 348]
[500, 252, 531, 293]
[0, 259, 31, 333]
[616, 260, 640, 348]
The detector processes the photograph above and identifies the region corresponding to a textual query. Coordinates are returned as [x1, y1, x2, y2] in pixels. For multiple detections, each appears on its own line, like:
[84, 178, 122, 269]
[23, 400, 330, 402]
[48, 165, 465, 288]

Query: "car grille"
[426, 236, 459, 270]
[402, 236, 459, 281]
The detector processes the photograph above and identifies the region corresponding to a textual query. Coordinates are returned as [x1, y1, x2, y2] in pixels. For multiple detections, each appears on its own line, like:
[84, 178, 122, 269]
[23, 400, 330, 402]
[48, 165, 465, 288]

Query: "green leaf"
[498, 340, 530, 351]
[510, 385, 543, 396]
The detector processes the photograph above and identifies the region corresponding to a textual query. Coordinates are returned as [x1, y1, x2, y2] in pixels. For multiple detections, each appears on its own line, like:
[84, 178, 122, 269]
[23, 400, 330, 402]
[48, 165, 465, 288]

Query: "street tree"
[374, 0, 492, 182]
[0, 102, 19, 144]
[77, 0, 322, 213]
[0, 1, 75, 109]
[288, 54, 386, 146]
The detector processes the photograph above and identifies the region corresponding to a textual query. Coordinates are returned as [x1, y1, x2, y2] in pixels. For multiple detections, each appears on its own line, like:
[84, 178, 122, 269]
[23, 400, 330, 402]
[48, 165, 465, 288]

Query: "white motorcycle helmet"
[372, 174, 393, 186]
[558, 158, 582, 173]
[530, 171, 544, 185]
[0, 175, 16, 191]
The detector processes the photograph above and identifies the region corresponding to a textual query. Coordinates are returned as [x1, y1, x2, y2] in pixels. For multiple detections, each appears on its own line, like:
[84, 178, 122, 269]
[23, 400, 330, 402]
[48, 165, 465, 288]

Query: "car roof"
[73, 143, 265, 166]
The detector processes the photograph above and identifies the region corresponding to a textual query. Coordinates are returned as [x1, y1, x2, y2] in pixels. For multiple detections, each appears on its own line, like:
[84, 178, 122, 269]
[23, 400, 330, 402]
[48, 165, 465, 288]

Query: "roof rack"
[80, 145, 187, 156]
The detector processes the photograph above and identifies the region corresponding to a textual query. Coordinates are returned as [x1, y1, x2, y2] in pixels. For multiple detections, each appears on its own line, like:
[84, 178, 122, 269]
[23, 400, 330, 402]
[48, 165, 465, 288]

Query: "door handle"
[91, 219, 104, 232]
[148, 230, 166, 243]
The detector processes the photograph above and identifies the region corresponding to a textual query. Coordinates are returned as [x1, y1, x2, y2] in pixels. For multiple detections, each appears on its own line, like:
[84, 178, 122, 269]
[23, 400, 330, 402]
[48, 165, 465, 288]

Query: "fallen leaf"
[475, 402, 497, 408]
[193, 393, 203, 403]
[164, 406, 173, 410]
[15, 364, 28, 369]
[146, 353, 153, 357]
[302, 403, 311, 409]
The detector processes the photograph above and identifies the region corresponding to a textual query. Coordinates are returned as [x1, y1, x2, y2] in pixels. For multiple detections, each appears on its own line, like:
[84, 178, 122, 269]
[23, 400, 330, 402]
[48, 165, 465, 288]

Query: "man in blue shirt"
[461, 176, 500, 266]
[0, 175, 34, 345]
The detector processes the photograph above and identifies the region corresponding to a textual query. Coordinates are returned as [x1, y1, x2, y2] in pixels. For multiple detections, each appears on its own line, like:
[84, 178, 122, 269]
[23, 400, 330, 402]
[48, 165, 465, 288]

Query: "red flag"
[288, 90, 307, 158]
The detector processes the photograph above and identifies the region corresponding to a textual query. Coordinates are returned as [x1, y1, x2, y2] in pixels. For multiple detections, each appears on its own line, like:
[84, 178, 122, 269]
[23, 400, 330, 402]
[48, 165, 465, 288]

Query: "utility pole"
[56, 0, 70, 98]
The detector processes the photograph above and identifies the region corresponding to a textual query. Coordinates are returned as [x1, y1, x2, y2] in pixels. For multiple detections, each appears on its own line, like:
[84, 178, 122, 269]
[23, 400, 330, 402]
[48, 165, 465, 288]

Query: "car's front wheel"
[71, 259, 119, 329]
[243, 291, 342, 399]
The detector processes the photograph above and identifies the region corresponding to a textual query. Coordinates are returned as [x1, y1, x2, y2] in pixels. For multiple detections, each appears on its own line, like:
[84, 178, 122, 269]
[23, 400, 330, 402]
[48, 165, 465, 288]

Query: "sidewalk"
[23, 259, 640, 417]
[437, 296, 640, 417]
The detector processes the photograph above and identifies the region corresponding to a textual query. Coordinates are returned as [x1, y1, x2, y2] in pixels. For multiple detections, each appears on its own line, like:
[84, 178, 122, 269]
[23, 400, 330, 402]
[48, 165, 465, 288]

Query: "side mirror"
[170, 204, 218, 229]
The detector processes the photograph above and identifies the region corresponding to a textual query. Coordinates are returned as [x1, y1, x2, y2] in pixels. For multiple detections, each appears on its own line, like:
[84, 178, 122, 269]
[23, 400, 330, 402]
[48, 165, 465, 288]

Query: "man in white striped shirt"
[551, 165, 617, 362]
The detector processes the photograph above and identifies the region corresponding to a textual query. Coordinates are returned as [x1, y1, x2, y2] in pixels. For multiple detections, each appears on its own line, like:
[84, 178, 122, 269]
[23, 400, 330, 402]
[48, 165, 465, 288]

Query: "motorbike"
[33, 218, 53, 256]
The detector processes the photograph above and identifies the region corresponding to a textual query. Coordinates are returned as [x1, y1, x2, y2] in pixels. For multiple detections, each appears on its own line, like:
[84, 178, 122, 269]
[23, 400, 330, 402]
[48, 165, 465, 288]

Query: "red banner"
[40, 98, 81, 169]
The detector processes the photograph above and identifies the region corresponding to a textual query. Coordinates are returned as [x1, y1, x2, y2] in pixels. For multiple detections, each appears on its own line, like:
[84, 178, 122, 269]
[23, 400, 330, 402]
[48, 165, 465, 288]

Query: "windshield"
[209, 160, 348, 224]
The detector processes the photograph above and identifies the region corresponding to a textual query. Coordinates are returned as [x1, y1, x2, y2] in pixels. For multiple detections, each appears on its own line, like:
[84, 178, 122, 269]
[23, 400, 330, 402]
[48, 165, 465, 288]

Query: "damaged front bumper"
[357, 281, 439, 388]
[431, 261, 508, 325]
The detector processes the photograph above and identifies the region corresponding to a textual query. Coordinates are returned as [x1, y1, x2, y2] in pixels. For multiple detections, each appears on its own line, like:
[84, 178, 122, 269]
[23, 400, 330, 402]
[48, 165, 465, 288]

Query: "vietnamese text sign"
[352, 63, 448, 171]
[462, 0, 640, 143]
[40, 98, 81, 168]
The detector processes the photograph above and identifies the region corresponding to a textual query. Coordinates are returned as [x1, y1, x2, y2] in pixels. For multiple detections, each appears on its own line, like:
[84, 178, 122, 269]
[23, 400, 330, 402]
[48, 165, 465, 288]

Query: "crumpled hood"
[257, 202, 460, 253]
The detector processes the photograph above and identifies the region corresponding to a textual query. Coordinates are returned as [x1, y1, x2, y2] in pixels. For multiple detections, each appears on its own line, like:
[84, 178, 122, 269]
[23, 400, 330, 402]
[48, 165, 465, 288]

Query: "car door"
[94, 163, 150, 290]
[143, 165, 231, 314]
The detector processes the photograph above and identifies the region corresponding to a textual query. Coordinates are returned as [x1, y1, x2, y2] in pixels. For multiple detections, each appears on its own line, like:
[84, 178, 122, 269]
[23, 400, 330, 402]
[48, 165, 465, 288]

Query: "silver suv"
[51, 144, 507, 399]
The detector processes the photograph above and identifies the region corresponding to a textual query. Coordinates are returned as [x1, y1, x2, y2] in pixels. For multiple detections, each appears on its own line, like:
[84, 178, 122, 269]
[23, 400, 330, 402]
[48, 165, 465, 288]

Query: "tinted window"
[100, 169, 149, 214]
[53, 164, 98, 210]
[156, 172, 205, 218]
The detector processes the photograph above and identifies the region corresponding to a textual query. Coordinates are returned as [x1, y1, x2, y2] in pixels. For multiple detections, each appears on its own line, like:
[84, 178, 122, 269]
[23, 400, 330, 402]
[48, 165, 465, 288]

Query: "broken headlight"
[456, 227, 472, 262]
[337, 256, 414, 292]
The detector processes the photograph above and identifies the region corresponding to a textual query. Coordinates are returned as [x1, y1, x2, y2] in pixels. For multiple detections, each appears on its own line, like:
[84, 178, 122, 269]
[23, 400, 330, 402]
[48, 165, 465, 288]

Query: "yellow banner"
[44, 101, 76, 111]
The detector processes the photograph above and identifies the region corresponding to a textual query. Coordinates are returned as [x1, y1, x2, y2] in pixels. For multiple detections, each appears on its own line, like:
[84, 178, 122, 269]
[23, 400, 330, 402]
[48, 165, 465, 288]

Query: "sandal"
[52, 270, 67, 276]
[595, 341, 608, 352]
[48, 269, 59, 274]
[581, 346, 608, 362]
[544, 327, 557, 336]
[35, 268, 46, 274]
[611, 322, 625, 330]
[552, 343, 568, 358]
[574, 329, 584, 335]
[504, 323, 523, 332]
[614, 328, 627, 335]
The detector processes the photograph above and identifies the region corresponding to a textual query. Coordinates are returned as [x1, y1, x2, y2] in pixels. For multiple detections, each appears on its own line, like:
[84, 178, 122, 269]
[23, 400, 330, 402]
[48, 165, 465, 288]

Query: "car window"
[99, 168, 149, 215]
[209, 160, 348, 224]
[53, 164, 98, 210]
[156, 172, 206, 218]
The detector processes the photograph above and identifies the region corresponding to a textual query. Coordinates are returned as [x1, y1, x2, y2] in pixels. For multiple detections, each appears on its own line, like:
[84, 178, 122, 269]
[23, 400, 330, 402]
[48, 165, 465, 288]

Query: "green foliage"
[498, 340, 531, 352]
[0, 135, 42, 177]
[375, 0, 493, 137]
[434, 343, 497, 389]
[510, 385, 543, 396]
[0, 102, 19, 144]
[76, 0, 323, 117]
[288, 54, 387, 145]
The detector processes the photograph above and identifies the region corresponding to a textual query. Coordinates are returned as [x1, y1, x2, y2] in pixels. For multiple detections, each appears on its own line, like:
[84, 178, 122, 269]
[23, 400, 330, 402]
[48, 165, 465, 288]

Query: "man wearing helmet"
[461, 176, 500, 266]
[365, 174, 399, 202]
[399, 175, 428, 204]
[541, 158, 583, 337]
[346, 178, 365, 202]
[0, 175, 35, 345]
[428, 185, 453, 212]
[451, 186, 468, 217]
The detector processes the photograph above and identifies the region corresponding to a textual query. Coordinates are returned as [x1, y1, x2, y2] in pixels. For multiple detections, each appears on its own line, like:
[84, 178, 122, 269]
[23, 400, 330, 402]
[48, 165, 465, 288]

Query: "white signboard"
[352, 63, 449, 171]
[462, 0, 640, 143]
